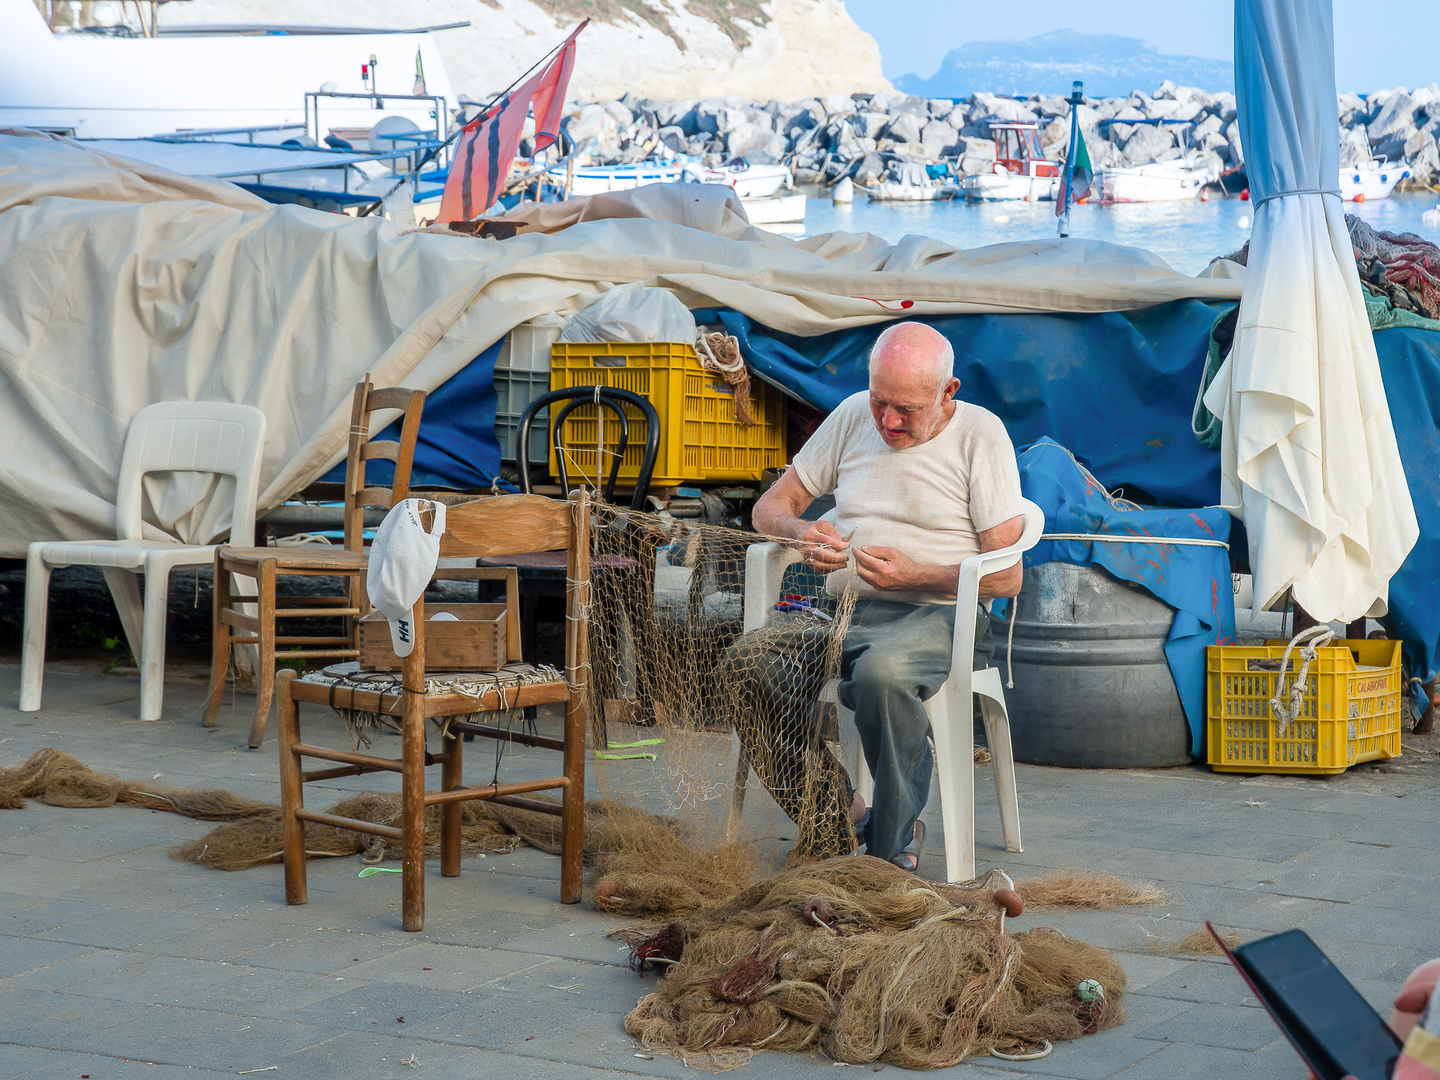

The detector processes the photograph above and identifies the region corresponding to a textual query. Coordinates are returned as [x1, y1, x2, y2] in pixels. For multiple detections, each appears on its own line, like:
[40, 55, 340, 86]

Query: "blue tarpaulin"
[366, 304, 1440, 703]
[320, 340, 502, 490]
[696, 302, 1223, 509]
[696, 304, 1440, 701]
[1012, 437, 1237, 755]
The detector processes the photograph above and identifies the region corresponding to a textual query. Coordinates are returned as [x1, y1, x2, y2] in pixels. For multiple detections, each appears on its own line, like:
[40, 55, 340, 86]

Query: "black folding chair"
[515, 386, 660, 511]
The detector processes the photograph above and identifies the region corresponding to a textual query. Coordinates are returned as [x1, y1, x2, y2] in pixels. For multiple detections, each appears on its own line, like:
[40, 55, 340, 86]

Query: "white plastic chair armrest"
[743, 542, 805, 633]
[951, 498, 1045, 677]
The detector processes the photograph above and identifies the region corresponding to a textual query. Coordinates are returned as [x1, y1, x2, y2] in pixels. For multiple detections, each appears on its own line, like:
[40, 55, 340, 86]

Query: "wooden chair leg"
[559, 692, 586, 905]
[204, 558, 232, 729]
[401, 655, 427, 932]
[276, 670, 308, 907]
[248, 562, 278, 749]
[440, 726, 462, 878]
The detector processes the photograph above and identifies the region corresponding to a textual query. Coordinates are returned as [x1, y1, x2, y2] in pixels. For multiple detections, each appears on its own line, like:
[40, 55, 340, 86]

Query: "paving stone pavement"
[1, 659, 1436, 1080]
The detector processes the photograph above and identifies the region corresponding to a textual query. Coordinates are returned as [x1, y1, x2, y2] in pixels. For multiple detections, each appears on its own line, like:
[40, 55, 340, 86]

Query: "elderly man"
[741, 321, 1024, 870]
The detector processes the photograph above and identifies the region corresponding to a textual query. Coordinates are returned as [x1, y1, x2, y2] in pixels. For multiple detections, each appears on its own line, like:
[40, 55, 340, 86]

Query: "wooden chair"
[205, 375, 425, 749]
[275, 492, 590, 932]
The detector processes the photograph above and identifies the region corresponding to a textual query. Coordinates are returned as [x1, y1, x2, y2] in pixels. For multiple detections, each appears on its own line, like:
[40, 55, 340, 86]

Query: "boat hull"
[866, 182, 958, 202]
[1096, 163, 1210, 203]
[741, 191, 806, 224]
[1339, 164, 1410, 201]
[959, 173, 1055, 201]
[557, 164, 687, 196]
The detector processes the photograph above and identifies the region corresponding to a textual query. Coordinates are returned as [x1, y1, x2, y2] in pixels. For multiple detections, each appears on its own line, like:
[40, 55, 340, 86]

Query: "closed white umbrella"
[1204, 0, 1418, 623]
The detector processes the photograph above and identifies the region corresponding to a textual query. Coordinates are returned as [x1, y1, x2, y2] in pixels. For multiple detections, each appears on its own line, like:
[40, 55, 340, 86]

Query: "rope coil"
[1268, 624, 1336, 732]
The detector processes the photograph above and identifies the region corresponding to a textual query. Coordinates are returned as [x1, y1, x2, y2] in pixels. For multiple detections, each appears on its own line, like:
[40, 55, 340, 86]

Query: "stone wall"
[564, 81, 1440, 188]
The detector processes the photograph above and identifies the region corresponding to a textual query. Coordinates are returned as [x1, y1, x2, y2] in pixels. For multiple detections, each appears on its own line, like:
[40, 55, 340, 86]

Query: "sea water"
[787, 188, 1440, 277]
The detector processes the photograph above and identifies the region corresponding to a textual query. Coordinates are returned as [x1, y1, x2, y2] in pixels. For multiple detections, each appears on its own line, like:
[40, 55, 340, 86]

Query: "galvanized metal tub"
[992, 561, 1192, 768]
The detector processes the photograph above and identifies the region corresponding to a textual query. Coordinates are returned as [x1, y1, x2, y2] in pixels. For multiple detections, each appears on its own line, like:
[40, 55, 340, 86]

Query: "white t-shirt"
[790, 391, 1024, 605]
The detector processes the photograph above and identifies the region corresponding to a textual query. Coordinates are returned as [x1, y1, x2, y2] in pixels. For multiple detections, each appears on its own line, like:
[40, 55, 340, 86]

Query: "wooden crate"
[358, 604, 507, 672]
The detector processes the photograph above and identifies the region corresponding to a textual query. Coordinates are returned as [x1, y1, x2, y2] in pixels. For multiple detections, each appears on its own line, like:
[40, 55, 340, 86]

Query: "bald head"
[867, 322, 954, 391]
[865, 323, 961, 449]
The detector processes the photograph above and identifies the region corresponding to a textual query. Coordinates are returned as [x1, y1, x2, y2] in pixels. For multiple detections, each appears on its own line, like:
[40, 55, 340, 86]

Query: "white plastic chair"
[21, 402, 267, 722]
[736, 498, 1045, 882]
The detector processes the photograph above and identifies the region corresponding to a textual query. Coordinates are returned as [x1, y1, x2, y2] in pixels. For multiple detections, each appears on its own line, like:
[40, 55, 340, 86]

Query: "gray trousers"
[727, 598, 993, 862]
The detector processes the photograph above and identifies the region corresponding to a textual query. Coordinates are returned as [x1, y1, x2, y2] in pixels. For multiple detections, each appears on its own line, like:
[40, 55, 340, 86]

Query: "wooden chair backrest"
[405, 493, 590, 679]
[437, 494, 581, 559]
[343, 374, 426, 552]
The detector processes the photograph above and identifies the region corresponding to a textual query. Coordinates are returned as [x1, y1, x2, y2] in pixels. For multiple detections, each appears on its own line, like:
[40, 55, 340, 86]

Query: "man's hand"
[854, 546, 933, 593]
[802, 520, 849, 574]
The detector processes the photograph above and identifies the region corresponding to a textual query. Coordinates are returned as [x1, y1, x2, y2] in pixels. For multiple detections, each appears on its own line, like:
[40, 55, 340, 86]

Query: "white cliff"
[159, 0, 891, 104]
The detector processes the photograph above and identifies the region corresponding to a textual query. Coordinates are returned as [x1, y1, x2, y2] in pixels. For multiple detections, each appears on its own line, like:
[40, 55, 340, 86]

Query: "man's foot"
[891, 820, 926, 873]
[851, 792, 869, 830]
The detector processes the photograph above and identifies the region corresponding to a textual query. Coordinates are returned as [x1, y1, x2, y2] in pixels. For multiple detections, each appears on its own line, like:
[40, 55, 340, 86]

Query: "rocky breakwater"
[562, 80, 1440, 190]
[1340, 85, 1440, 185]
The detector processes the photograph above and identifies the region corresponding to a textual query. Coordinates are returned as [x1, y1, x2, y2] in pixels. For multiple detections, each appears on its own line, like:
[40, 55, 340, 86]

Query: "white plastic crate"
[496, 314, 564, 372]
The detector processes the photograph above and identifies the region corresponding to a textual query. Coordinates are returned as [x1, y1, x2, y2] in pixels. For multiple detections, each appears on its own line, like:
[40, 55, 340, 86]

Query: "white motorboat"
[554, 161, 688, 196]
[1340, 157, 1412, 202]
[959, 122, 1060, 202]
[684, 157, 793, 199]
[741, 191, 806, 224]
[0, 0, 457, 140]
[867, 161, 959, 202]
[1095, 159, 1215, 203]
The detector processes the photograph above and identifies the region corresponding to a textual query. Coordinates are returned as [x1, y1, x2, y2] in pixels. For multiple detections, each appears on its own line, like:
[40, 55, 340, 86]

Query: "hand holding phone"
[1209, 924, 1402, 1080]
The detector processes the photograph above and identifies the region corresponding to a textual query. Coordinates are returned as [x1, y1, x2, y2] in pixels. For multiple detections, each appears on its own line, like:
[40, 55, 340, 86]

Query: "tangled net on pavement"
[612, 859, 1127, 1070]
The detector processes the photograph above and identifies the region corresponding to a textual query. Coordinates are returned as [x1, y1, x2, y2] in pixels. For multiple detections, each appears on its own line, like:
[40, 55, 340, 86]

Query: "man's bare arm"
[975, 515, 1025, 599]
[851, 515, 1025, 599]
[751, 468, 850, 573]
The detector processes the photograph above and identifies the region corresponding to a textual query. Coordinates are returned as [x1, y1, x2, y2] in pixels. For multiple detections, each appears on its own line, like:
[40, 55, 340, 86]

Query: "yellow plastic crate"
[1206, 639, 1403, 774]
[548, 341, 786, 487]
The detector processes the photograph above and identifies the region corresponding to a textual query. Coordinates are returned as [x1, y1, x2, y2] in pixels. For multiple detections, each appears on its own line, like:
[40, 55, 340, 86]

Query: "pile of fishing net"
[604, 859, 1135, 1069]
[1349, 215, 1440, 321]
[1215, 217, 1440, 321]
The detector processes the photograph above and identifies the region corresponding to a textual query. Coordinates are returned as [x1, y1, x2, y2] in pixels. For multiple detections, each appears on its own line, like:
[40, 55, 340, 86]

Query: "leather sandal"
[891, 819, 926, 873]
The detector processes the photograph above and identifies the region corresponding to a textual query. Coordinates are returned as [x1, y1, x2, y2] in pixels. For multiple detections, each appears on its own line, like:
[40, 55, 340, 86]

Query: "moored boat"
[959, 121, 1059, 201]
[683, 157, 793, 199]
[1339, 156, 1412, 201]
[553, 161, 688, 196]
[1095, 159, 1215, 203]
[741, 191, 806, 224]
[867, 160, 959, 201]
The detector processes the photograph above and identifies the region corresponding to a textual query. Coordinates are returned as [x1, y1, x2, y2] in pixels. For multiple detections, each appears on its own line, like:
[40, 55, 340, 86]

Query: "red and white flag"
[438, 21, 586, 223]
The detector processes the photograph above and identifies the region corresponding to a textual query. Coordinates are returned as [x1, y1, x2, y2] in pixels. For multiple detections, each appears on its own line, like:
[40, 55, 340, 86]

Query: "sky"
[845, 0, 1438, 96]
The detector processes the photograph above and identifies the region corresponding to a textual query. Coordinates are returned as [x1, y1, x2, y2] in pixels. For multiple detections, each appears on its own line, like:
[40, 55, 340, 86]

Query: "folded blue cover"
[1013, 436, 1237, 756]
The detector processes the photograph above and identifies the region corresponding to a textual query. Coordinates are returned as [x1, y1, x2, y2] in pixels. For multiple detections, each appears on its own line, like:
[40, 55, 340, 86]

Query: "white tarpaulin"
[0, 128, 1243, 559]
[1202, 0, 1417, 622]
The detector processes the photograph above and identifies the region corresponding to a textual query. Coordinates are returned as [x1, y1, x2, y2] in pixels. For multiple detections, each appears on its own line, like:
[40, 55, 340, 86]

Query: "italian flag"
[1057, 126, 1093, 213]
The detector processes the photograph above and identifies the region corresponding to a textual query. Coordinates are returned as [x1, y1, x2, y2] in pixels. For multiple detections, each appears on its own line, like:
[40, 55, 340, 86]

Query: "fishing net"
[1, 502, 1164, 1069]
[570, 502, 1152, 1068]
[582, 501, 862, 868]
[614, 860, 1128, 1070]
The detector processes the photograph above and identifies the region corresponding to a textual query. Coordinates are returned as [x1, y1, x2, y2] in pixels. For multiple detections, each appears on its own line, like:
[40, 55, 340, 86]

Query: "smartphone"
[1210, 924, 1403, 1080]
